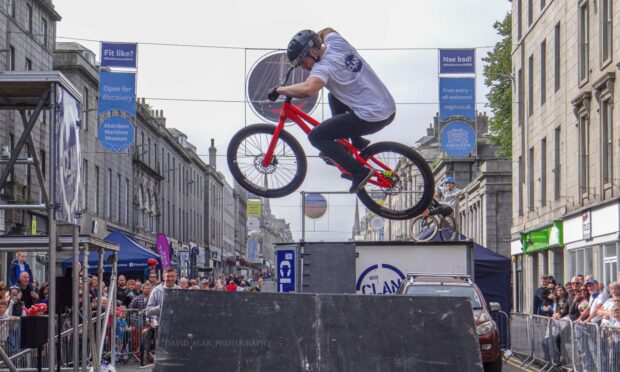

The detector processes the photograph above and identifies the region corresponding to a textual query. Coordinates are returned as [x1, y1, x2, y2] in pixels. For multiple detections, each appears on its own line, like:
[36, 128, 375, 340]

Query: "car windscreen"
[405, 285, 483, 309]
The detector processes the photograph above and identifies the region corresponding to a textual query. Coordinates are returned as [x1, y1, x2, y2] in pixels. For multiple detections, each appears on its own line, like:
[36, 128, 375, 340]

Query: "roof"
[0, 71, 82, 109]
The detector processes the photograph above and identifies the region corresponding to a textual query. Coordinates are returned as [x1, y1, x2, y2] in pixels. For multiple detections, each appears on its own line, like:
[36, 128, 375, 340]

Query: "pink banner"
[156, 233, 172, 269]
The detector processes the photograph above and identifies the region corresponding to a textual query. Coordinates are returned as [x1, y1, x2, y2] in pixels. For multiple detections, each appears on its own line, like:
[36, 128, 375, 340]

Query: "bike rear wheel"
[357, 142, 434, 220]
[409, 215, 438, 242]
[438, 215, 458, 241]
[227, 124, 307, 198]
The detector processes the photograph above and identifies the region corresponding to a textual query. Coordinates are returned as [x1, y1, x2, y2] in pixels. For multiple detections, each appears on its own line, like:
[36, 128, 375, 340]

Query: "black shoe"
[341, 173, 352, 181]
[351, 137, 371, 150]
[349, 168, 374, 193]
[318, 152, 337, 167]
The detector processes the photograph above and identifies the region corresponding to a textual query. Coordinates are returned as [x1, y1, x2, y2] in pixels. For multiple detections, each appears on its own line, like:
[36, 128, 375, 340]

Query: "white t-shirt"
[310, 33, 396, 122]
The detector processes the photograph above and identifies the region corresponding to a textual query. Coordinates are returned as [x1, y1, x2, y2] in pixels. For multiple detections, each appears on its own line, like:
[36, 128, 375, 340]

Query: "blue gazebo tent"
[63, 231, 164, 279]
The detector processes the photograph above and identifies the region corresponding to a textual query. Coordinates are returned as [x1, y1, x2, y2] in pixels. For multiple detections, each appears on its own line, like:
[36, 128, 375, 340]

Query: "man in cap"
[578, 279, 609, 323]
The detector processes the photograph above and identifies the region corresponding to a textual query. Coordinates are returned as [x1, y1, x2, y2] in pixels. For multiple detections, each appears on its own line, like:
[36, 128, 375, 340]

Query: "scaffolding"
[0, 72, 118, 371]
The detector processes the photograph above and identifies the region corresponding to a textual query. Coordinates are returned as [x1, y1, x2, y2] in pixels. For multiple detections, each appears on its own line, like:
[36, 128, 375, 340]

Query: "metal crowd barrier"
[491, 310, 510, 350]
[102, 308, 147, 364]
[600, 325, 620, 372]
[507, 313, 620, 371]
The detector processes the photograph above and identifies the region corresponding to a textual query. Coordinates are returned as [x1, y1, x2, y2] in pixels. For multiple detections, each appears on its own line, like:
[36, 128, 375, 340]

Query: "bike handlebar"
[268, 65, 297, 102]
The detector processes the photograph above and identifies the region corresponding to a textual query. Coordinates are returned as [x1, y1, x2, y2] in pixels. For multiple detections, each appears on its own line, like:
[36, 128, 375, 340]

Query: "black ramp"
[155, 290, 483, 372]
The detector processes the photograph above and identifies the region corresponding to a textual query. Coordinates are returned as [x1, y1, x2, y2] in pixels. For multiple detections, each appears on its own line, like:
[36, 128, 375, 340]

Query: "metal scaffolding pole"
[109, 253, 118, 369]
[47, 86, 57, 372]
[81, 244, 89, 372]
[71, 226, 79, 372]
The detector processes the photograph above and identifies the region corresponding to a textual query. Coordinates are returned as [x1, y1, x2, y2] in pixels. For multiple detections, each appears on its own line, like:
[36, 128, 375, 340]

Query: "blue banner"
[97, 116, 135, 152]
[439, 49, 475, 74]
[439, 77, 475, 120]
[276, 249, 295, 292]
[440, 120, 477, 158]
[101, 42, 138, 69]
[98, 72, 136, 116]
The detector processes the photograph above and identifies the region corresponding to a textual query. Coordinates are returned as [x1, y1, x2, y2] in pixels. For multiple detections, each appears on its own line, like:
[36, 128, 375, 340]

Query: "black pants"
[428, 199, 453, 217]
[308, 93, 394, 177]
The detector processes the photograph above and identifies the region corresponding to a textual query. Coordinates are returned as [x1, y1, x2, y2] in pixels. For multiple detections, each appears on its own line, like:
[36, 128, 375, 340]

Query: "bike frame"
[261, 97, 394, 188]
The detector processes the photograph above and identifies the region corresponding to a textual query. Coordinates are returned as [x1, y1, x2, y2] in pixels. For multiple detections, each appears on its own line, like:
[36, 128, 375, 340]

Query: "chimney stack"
[209, 138, 217, 170]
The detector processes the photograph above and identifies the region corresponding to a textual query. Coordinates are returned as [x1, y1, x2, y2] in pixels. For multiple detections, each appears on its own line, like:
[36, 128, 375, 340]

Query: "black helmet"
[286, 30, 322, 66]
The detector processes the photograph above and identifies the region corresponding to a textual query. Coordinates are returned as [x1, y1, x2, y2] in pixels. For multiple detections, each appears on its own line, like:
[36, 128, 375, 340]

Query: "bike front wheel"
[357, 142, 434, 220]
[409, 215, 439, 242]
[227, 124, 307, 198]
[438, 215, 458, 241]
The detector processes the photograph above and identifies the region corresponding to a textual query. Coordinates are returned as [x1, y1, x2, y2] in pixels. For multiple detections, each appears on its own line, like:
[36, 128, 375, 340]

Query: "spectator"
[601, 305, 620, 327]
[189, 285, 201, 290]
[0, 299, 15, 320]
[598, 282, 620, 319]
[179, 277, 189, 289]
[200, 279, 209, 290]
[534, 275, 550, 315]
[89, 275, 99, 298]
[578, 279, 609, 323]
[145, 268, 179, 319]
[144, 259, 158, 282]
[8, 287, 22, 317]
[117, 275, 128, 306]
[189, 279, 198, 288]
[124, 279, 138, 307]
[17, 272, 38, 308]
[225, 278, 237, 292]
[9, 252, 33, 286]
[552, 285, 569, 319]
[147, 272, 159, 287]
[129, 282, 151, 325]
[116, 306, 129, 364]
[566, 276, 584, 320]
[0, 282, 8, 302]
[37, 283, 49, 305]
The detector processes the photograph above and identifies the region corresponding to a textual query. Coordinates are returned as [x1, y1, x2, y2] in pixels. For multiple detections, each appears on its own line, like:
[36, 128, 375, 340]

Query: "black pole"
[36, 346, 42, 372]
[56, 309, 62, 372]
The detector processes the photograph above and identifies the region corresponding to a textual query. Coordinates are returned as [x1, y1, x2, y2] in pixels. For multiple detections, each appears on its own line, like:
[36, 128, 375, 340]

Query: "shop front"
[563, 200, 620, 286]
[512, 220, 564, 313]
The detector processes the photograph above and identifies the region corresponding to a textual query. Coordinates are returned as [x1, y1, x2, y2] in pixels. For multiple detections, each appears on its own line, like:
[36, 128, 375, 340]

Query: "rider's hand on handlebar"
[267, 87, 280, 102]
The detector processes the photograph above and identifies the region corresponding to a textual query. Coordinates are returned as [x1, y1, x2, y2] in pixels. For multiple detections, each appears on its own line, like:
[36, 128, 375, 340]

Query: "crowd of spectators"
[533, 274, 620, 327]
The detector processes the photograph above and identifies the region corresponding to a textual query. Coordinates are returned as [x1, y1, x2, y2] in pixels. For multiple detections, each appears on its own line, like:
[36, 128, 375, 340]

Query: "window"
[540, 0, 545, 9]
[528, 55, 534, 116]
[540, 40, 546, 105]
[554, 127, 561, 200]
[116, 174, 121, 221]
[95, 166, 100, 214]
[517, 0, 523, 39]
[8, 0, 15, 17]
[9, 46, 15, 71]
[579, 2, 589, 82]
[26, 4, 32, 33]
[40, 149, 45, 180]
[106, 168, 112, 218]
[527, 0, 533, 26]
[83, 88, 89, 131]
[602, 100, 613, 185]
[147, 137, 151, 166]
[41, 18, 48, 48]
[554, 23, 561, 92]
[601, 0, 612, 64]
[578, 116, 589, 194]
[25, 58, 32, 71]
[540, 138, 546, 206]
[125, 178, 129, 224]
[603, 244, 617, 288]
[518, 69, 524, 127]
[83, 159, 88, 211]
[568, 247, 593, 278]
[528, 147, 534, 211]
[517, 156, 523, 216]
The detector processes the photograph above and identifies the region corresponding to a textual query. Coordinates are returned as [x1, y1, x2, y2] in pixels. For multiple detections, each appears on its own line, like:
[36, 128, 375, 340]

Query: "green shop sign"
[520, 220, 563, 253]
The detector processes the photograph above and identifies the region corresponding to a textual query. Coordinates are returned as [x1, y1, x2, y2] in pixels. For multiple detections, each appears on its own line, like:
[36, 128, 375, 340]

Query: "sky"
[52, 0, 512, 241]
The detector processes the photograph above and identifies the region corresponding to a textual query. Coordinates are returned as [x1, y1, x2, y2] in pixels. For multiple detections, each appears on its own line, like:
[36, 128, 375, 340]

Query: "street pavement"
[115, 362, 153, 372]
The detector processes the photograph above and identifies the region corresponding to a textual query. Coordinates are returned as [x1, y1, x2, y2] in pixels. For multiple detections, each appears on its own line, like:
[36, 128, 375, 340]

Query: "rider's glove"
[267, 87, 280, 102]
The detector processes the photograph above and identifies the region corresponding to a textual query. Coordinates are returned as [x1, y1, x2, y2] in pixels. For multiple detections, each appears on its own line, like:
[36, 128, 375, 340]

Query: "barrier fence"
[0, 308, 153, 368]
[508, 313, 620, 372]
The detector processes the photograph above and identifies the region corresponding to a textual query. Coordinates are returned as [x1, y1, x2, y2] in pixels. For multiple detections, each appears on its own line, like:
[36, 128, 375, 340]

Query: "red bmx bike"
[227, 67, 434, 220]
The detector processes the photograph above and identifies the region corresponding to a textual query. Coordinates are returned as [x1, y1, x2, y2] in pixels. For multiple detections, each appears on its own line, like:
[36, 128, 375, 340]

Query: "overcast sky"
[53, 0, 512, 241]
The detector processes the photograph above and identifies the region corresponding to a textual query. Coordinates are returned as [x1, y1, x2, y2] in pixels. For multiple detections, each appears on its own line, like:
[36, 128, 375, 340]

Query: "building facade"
[511, 0, 620, 312]
[0, 0, 61, 281]
[355, 113, 512, 258]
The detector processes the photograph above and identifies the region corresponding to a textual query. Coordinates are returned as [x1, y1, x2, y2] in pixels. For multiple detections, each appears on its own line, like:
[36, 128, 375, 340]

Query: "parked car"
[396, 273, 502, 372]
